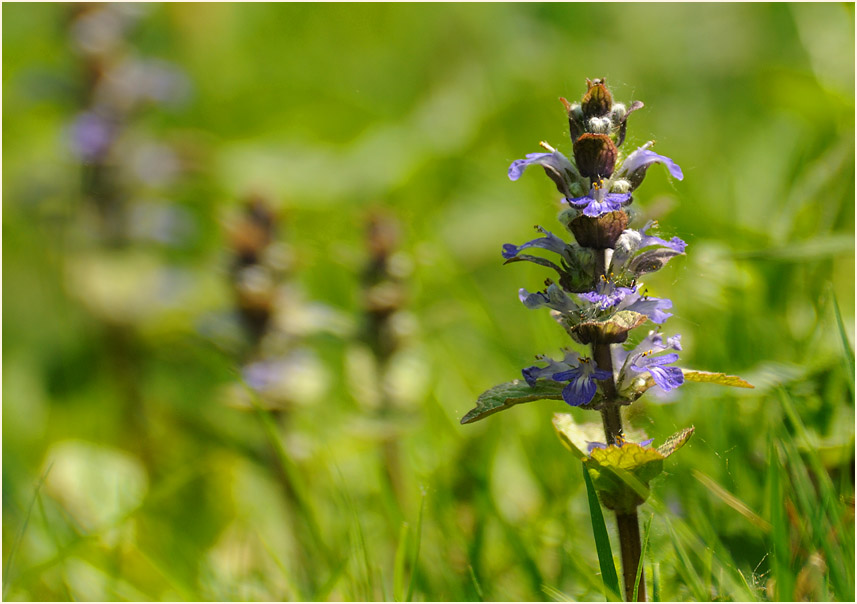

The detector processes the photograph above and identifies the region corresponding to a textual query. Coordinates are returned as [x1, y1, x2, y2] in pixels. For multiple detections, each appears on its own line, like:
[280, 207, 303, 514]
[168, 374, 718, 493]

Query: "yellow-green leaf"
[587, 444, 663, 513]
[552, 413, 600, 460]
[681, 370, 754, 388]
[590, 442, 665, 470]
[657, 426, 695, 458]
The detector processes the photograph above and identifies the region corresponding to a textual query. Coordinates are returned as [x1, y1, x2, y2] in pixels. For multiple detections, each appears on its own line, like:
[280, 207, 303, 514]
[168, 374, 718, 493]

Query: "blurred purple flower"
[69, 111, 114, 161]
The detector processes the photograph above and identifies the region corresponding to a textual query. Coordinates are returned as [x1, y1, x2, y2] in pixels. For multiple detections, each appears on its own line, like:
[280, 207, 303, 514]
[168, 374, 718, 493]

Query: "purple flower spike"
[69, 111, 114, 161]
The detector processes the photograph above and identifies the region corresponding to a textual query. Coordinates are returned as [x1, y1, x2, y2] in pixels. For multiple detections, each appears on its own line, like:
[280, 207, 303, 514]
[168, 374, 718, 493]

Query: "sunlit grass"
[3, 2, 854, 602]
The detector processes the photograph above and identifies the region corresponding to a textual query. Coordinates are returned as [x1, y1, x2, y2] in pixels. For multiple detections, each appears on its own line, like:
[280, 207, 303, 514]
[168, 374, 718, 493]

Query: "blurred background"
[2, 3, 854, 601]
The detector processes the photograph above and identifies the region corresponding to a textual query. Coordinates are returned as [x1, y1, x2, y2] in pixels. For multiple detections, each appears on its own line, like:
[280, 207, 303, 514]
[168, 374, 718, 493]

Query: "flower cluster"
[506, 79, 686, 407]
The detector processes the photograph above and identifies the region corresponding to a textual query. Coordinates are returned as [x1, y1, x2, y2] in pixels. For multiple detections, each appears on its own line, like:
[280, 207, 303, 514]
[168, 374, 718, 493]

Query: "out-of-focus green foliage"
[3, 3, 854, 601]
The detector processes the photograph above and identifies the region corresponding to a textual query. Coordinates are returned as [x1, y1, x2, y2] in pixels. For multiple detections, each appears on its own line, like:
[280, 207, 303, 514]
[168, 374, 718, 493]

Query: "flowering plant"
[462, 79, 752, 601]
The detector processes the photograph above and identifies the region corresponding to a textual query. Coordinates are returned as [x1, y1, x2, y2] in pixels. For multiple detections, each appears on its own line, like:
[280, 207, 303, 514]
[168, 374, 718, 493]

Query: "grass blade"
[393, 523, 409, 601]
[692, 469, 771, 532]
[828, 285, 855, 386]
[651, 562, 660, 602]
[468, 565, 484, 601]
[633, 513, 653, 602]
[542, 583, 574, 602]
[581, 462, 622, 601]
[778, 387, 854, 599]
[767, 435, 794, 602]
[3, 463, 52, 599]
[666, 519, 707, 601]
[405, 489, 425, 602]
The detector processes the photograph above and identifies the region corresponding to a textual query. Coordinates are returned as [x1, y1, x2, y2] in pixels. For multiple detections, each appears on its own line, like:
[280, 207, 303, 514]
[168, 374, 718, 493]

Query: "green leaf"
[633, 514, 654, 602]
[582, 462, 622, 602]
[656, 426, 695, 458]
[460, 379, 564, 424]
[503, 254, 563, 274]
[587, 445, 661, 512]
[829, 286, 855, 394]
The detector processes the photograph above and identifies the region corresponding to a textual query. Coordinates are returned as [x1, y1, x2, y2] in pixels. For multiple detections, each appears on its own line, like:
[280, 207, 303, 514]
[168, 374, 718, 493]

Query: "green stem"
[617, 511, 646, 602]
[593, 249, 645, 601]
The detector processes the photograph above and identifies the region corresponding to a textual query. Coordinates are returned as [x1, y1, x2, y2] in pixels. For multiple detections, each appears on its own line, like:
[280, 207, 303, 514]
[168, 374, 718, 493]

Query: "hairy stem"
[593, 249, 645, 601]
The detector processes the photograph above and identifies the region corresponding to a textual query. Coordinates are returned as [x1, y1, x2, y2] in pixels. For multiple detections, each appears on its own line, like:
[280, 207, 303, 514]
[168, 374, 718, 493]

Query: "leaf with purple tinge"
[461, 379, 565, 424]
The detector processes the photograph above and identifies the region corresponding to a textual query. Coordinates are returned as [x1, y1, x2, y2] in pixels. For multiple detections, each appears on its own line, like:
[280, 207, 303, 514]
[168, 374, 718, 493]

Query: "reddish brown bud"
[581, 78, 613, 118]
[573, 133, 618, 179]
[569, 210, 629, 249]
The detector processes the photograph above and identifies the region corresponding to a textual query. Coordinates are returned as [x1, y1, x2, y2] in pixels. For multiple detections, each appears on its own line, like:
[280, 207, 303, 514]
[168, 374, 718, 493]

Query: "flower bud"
[569, 210, 629, 249]
[610, 179, 631, 194]
[581, 78, 612, 118]
[587, 116, 612, 134]
[571, 310, 647, 345]
[561, 97, 585, 142]
[573, 133, 617, 180]
[616, 100, 644, 147]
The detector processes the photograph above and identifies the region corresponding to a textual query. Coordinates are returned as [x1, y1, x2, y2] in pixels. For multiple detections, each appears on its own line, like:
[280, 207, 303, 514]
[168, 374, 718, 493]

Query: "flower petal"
[508, 151, 581, 198]
[569, 192, 630, 218]
[622, 295, 673, 324]
[646, 364, 684, 391]
[502, 227, 568, 260]
[518, 284, 578, 313]
[561, 373, 598, 406]
[618, 147, 683, 191]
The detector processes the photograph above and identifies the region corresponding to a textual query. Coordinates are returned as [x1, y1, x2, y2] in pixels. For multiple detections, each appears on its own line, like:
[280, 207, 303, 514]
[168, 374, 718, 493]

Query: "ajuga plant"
[361, 210, 410, 502]
[462, 79, 753, 601]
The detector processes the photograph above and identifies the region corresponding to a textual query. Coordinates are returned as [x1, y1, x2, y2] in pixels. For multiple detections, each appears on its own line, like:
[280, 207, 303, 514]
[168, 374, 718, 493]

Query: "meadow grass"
[3, 3, 854, 601]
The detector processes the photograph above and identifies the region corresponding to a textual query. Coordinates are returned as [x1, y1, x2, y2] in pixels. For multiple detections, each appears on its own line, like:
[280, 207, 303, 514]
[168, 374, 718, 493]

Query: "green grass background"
[3, 3, 854, 601]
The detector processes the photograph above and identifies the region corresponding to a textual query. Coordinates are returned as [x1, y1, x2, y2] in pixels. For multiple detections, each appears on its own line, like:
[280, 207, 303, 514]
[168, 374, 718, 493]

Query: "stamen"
[539, 140, 556, 153]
